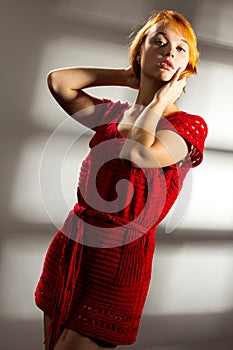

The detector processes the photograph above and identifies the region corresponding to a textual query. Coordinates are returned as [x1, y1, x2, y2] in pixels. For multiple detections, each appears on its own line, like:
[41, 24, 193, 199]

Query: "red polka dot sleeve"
[157, 111, 208, 167]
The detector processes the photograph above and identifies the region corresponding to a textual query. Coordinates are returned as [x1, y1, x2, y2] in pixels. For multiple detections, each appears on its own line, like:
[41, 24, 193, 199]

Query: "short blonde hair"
[129, 10, 199, 80]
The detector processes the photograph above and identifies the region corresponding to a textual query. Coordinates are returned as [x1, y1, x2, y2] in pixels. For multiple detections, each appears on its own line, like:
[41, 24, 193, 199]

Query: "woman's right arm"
[47, 67, 136, 116]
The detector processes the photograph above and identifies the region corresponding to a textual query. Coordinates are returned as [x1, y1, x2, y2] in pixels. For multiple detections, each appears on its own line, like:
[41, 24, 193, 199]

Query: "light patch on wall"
[179, 61, 233, 151]
[0, 233, 50, 320]
[9, 135, 51, 224]
[162, 151, 233, 231]
[145, 242, 233, 315]
[10, 133, 233, 232]
[29, 36, 135, 131]
[8, 132, 85, 226]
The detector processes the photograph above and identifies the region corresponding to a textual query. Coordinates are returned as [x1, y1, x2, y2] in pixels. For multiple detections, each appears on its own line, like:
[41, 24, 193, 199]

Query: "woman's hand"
[153, 68, 186, 107]
[124, 66, 140, 89]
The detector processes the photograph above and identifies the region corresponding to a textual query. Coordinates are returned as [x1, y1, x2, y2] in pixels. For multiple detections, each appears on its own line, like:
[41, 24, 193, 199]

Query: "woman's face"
[139, 21, 190, 82]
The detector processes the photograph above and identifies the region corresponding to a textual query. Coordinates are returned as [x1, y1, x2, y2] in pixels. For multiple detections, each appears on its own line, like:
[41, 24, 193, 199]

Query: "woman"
[35, 10, 208, 350]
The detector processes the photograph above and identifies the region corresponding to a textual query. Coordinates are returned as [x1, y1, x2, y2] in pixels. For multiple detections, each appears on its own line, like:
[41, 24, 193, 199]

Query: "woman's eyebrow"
[154, 31, 188, 45]
[181, 38, 188, 45]
[155, 31, 167, 36]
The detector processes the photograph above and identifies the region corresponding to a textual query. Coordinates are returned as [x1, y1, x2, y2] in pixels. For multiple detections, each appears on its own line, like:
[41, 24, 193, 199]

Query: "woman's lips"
[160, 60, 174, 70]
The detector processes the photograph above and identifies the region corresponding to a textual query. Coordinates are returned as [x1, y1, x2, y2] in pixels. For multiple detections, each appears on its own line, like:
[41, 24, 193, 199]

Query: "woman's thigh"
[44, 313, 117, 350]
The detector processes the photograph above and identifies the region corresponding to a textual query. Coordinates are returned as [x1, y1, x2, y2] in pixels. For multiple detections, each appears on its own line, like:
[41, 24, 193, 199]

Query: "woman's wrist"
[148, 99, 166, 116]
[121, 67, 140, 89]
[119, 68, 131, 86]
[92, 67, 134, 87]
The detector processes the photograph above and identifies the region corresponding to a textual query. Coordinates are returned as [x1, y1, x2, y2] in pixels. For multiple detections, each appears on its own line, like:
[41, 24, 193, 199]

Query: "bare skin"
[44, 314, 117, 350]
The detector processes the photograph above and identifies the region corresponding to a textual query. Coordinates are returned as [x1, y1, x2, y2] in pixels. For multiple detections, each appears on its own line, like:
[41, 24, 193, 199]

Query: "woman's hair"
[129, 10, 199, 80]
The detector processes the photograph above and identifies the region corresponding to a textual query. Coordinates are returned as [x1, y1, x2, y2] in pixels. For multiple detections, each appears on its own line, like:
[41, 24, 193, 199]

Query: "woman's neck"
[135, 79, 163, 106]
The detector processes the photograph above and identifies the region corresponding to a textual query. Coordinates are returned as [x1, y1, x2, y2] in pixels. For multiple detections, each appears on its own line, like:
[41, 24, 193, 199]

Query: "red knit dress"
[35, 99, 208, 349]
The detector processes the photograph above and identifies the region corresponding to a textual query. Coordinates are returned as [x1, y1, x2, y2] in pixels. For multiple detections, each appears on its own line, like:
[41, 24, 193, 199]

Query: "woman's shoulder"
[102, 98, 130, 110]
[98, 98, 131, 125]
[163, 109, 208, 131]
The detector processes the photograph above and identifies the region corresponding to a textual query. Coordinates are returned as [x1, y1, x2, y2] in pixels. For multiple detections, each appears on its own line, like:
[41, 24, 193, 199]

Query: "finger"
[171, 67, 182, 83]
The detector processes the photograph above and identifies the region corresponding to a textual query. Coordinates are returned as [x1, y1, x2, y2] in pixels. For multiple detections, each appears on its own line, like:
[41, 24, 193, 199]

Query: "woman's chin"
[159, 71, 174, 82]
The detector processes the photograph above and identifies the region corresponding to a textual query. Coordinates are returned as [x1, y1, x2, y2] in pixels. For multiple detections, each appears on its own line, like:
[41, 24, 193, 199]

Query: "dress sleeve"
[76, 98, 130, 132]
[157, 112, 208, 167]
[91, 99, 130, 132]
[70, 98, 112, 131]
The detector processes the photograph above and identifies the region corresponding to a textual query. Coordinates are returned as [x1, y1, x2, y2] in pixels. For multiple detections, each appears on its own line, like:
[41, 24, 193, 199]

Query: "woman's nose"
[165, 45, 175, 57]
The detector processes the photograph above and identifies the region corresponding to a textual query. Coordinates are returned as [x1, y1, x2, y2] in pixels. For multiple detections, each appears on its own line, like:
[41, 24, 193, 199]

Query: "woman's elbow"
[119, 146, 137, 163]
[47, 70, 59, 92]
[47, 71, 77, 102]
[119, 145, 161, 168]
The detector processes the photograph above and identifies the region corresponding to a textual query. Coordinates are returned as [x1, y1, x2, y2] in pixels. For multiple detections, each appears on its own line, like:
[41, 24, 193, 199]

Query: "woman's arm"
[119, 69, 188, 168]
[47, 66, 138, 116]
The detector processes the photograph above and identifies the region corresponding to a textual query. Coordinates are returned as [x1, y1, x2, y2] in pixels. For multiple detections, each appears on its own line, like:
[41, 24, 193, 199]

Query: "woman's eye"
[177, 46, 186, 52]
[155, 39, 165, 46]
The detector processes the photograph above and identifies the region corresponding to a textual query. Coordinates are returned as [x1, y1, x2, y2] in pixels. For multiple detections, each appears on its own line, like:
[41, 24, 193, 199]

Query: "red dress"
[35, 99, 208, 349]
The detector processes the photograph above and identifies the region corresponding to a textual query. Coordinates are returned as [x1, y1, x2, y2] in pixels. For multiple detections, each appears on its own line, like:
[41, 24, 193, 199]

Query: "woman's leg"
[43, 313, 118, 350]
[44, 313, 52, 350]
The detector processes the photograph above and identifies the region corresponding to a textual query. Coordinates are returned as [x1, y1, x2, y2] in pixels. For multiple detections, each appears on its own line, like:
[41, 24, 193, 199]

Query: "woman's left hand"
[124, 66, 140, 89]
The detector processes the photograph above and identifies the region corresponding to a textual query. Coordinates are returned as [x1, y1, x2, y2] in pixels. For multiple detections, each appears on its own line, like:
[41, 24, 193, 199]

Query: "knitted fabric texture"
[35, 100, 208, 349]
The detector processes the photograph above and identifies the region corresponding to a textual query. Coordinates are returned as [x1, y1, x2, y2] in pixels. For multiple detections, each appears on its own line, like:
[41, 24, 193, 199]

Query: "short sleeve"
[157, 111, 208, 167]
[94, 99, 129, 127]
[74, 98, 130, 132]
[70, 98, 111, 131]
